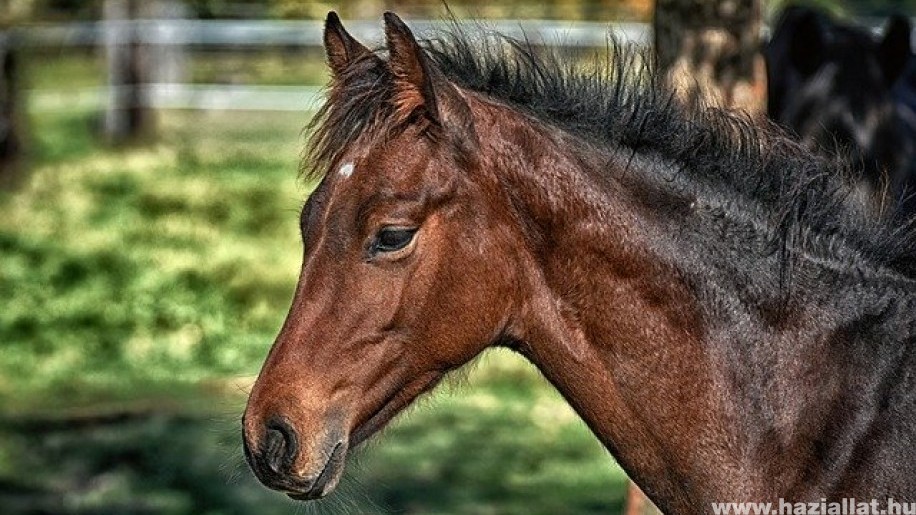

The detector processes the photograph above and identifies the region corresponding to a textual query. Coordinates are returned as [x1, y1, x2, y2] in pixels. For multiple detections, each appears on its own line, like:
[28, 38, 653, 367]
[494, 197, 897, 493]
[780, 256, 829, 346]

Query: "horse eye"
[372, 227, 417, 254]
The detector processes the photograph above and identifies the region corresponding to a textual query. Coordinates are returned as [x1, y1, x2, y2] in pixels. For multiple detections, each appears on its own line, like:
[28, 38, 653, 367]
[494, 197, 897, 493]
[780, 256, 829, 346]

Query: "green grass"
[25, 50, 331, 92]
[25, 52, 107, 90]
[0, 107, 628, 513]
[190, 50, 331, 86]
[0, 108, 306, 405]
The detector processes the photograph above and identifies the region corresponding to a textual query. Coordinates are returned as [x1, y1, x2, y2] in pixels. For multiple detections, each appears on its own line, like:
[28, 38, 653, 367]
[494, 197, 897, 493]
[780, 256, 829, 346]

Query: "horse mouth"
[286, 441, 346, 501]
[350, 370, 444, 447]
[284, 371, 442, 501]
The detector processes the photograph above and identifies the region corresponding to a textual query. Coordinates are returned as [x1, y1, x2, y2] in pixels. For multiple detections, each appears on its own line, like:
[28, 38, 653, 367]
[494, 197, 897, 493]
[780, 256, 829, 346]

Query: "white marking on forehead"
[338, 162, 355, 178]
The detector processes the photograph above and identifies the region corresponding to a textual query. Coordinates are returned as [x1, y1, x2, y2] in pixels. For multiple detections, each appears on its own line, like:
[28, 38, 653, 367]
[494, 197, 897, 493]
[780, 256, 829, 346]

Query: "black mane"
[306, 24, 916, 278]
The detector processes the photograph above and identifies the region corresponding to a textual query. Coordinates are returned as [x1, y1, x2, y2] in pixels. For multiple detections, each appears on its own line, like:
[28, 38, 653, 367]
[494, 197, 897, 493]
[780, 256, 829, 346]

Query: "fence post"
[0, 29, 23, 182]
[146, 0, 187, 86]
[103, 0, 153, 143]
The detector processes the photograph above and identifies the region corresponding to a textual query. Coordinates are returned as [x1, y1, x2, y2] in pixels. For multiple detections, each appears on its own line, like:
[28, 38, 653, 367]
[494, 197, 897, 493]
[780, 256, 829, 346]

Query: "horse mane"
[304, 23, 916, 279]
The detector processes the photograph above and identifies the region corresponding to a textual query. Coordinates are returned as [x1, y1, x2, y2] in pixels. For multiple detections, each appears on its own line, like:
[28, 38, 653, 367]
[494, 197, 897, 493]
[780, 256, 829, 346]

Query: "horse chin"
[287, 440, 348, 501]
[350, 370, 445, 447]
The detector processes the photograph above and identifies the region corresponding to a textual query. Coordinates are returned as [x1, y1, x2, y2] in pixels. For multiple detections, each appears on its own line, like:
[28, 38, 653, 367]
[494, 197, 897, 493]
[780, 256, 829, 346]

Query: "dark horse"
[894, 53, 916, 216]
[765, 5, 915, 214]
[243, 12, 916, 513]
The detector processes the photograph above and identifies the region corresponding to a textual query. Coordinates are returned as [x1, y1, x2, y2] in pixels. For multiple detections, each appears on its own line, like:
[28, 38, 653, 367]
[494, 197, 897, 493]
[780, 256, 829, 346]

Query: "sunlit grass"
[25, 50, 331, 93]
[190, 50, 331, 86]
[0, 109, 306, 404]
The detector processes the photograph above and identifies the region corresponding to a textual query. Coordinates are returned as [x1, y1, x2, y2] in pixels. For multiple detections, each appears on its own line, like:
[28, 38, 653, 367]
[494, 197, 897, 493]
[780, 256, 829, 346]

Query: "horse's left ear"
[382, 12, 477, 149]
[324, 12, 378, 80]
[879, 14, 912, 85]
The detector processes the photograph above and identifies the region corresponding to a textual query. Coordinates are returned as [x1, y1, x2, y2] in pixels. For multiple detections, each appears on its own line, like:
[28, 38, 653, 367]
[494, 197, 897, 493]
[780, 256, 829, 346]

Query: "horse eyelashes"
[372, 227, 418, 254]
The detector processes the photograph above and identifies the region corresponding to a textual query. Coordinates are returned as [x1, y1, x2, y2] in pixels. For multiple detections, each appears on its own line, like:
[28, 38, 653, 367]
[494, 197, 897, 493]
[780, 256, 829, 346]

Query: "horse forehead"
[338, 161, 355, 178]
[331, 158, 429, 190]
[330, 134, 442, 196]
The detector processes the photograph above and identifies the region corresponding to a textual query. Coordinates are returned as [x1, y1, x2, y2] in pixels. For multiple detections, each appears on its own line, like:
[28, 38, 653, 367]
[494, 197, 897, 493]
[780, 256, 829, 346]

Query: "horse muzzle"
[242, 415, 348, 500]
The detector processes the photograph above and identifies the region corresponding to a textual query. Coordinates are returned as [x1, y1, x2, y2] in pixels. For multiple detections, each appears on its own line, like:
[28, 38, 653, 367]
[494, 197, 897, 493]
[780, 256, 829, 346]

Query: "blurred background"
[0, 1, 913, 514]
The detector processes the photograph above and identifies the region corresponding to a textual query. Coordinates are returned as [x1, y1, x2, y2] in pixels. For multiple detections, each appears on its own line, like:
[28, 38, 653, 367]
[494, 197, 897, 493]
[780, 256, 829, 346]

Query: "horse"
[242, 12, 916, 513]
[893, 55, 916, 216]
[765, 5, 915, 216]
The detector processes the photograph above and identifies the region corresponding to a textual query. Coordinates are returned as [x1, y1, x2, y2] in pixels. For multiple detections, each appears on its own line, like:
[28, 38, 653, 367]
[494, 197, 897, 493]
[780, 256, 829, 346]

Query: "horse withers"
[243, 12, 916, 513]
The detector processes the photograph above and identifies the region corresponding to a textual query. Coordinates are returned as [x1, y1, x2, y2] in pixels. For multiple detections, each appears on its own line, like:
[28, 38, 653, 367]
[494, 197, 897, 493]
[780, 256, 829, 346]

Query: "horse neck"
[469, 97, 916, 510]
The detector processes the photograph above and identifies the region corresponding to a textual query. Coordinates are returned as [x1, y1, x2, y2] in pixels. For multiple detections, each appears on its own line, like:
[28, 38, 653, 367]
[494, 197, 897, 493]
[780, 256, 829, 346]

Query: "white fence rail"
[30, 84, 325, 112]
[15, 18, 650, 113]
[11, 16, 909, 113]
[12, 19, 650, 48]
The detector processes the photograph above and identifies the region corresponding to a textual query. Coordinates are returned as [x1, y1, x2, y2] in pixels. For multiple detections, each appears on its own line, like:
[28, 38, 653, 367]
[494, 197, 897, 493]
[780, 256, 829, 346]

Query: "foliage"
[0, 0, 38, 24]
[8, 0, 653, 23]
[9, 0, 916, 25]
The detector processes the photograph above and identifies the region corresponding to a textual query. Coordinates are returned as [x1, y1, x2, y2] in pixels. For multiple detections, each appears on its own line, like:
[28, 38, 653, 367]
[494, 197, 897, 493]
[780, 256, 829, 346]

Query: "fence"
[16, 18, 650, 48]
[10, 17, 651, 115]
[9, 14, 911, 114]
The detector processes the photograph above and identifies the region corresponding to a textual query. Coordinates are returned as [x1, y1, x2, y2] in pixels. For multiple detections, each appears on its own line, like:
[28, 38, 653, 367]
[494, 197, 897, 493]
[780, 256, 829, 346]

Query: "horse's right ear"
[789, 10, 829, 77]
[383, 12, 478, 154]
[324, 11, 377, 79]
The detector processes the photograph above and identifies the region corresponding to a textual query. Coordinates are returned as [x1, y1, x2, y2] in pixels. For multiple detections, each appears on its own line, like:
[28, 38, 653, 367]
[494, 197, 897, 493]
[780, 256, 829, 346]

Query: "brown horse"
[243, 12, 916, 513]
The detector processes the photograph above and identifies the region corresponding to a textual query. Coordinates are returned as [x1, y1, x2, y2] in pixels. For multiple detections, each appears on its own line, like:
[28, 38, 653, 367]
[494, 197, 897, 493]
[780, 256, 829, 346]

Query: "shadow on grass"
[0, 390, 627, 515]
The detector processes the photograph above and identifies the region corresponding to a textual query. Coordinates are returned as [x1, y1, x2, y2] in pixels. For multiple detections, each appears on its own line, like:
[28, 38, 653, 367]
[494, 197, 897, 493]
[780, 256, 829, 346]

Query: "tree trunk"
[103, 0, 153, 144]
[654, 0, 766, 114]
[0, 29, 23, 184]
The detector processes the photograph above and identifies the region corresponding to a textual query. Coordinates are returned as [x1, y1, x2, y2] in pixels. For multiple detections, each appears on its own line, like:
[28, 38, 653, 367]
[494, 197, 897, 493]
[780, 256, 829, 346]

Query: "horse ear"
[383, 12, 443, 122]
[879, 14, 912, 85]
[382, 12, 477, 151]
[324, 11, 376, 79]
[789, 10, 828, 77]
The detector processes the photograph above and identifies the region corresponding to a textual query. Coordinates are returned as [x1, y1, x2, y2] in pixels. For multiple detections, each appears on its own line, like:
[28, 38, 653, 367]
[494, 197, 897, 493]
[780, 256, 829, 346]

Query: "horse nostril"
[264, 418, 298, 475]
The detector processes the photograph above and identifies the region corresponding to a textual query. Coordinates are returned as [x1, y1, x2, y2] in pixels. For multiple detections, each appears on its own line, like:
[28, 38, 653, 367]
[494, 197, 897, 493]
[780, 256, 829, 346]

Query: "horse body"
[893, 57, 916, 215]
[469, 88, 916, 511]
[243, 12, 916, 513]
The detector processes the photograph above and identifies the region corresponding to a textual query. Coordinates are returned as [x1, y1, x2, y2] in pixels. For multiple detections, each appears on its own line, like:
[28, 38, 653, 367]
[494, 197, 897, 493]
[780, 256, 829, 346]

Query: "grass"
[0, 105, 629, 514]
[25, 50, 331, 92]
[189, 50, 331, 86]
[0, 108, 305, 405]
